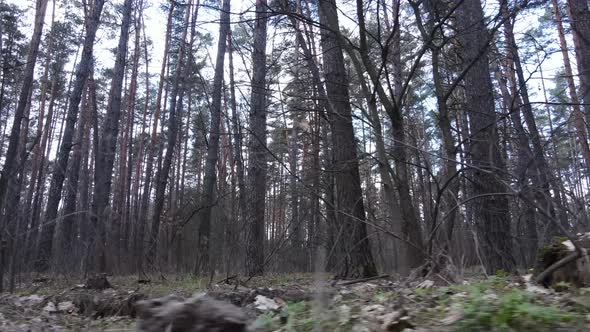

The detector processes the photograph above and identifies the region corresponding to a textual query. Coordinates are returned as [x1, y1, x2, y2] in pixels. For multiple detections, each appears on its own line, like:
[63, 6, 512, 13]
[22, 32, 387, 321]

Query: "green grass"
[455, 286, 579, 331]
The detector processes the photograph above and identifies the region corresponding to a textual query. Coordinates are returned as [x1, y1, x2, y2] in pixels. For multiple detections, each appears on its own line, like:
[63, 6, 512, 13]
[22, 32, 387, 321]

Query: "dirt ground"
[0, 273, 589, 331]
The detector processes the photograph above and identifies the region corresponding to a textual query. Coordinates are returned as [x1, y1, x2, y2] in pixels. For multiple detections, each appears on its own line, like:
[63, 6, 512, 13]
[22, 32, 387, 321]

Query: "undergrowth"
[256, 300, 352, 332]
[456, 288, 577, 331]
[255, 274, 585, 331]
[444, 276, 583, 331]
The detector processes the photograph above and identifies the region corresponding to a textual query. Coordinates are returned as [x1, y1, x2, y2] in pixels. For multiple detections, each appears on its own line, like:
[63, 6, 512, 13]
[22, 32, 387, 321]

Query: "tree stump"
[84, 274, 112, 290]
[535, 233, 590, 287]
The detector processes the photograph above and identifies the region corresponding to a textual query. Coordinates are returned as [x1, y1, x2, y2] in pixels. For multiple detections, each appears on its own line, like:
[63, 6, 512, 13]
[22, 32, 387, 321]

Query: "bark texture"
[244, 0, 268, 277]
[89, 0, 133, 273]
[318, 0, 377, 278]
[567, 0, 590, 129]
[36, 0, 106, 272]
[455, 0, 515, 274]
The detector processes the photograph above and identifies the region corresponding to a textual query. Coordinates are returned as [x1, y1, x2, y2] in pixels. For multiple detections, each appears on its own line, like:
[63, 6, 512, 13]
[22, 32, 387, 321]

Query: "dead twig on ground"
[335, 274, 390, 286]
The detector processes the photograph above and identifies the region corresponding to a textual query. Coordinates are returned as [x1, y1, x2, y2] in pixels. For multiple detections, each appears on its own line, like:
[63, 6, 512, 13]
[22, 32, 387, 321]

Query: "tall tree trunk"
[345, 44, 403, 272]
[227, 28, 247, 273]
[244, 0, 268, 277]
[353, 0, 424, 272]
[455, 0, 515, 273]
[117, 3, 143, 263]
[411, 0, 460, 262]
[131, 9, 150, 254]
[493, 54, 537, 267]
[76, 76, 95, 273]
[0, 0, 49, 286]
[567, 0, 590, 130]
[389, 3, 424, 272]
[24, 0, 56, 236]
[195, 0, 230, 274]
[88, 0, 132, 273]
[501, 1, 563, 249]
[551, 0, 590, 168]
[26, 71, 59, 265]
[289, 122, 302, 270]
[148, 0, 194, 267]
[6, 88, 32, 291]
[282, 0, 335, 271]
[318, 0, 377, 278]
[36, 0, 106, 272]
[136, 0, 174, 274]
[0, 0, 49, 233]
[59, 80, 92, 269]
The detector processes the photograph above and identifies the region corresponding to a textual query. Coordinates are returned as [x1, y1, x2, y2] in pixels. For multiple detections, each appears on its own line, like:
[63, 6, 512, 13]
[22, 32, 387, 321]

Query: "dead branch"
[335, 274, 390, 286]
[534, 251, 580, 285]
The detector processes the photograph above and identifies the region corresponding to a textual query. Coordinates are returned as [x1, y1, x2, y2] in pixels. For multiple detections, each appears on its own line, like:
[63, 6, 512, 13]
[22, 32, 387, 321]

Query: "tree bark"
[131, 7, 150, 256]
[148, 0, 194, 267]
[318, 0, 377, 278]
[353, 0, 424, 272]
[60, 79, 92, 268]
[227, 28, 248, 273]
[0, 0, 49, 233]
[567, 0, 590, 130]
[551, 0, 590, 168]
[244, 0, 268, 277]
[501, 2, 563, 251]
[117, 2, 143, 262]
[195, 0, 230, 274]
[6, 88, 32, 291]
[455, 0, 515, 273]
[36, 0, 106, 272]
[136, 0, 174, 273]
[87, 0, 133, 273]
[24, 0, 56, 238]
[0, 0, 49, 284]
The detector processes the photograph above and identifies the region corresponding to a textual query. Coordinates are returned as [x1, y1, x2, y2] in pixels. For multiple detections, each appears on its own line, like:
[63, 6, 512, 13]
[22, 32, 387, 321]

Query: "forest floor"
[0, 272, 589, 331]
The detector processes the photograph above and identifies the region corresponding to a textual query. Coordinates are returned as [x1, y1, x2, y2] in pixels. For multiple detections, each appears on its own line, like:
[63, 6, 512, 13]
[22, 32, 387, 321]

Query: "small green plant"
[414, 287, 434, 298]
[456, 289, 578, 331]
[254, 311, 281, 330]
[495, 269, 509, 277]
[553, 281, 572, 292]
[253, 300, 359, 332]
[372, 291, 391, 303]
[486, 275, 509, 289]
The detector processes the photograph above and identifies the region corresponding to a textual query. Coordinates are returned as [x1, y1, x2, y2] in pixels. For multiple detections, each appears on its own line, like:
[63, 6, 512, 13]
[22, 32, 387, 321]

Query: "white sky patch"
[3, 0, 577, 150]
[5, 0, 569, 101]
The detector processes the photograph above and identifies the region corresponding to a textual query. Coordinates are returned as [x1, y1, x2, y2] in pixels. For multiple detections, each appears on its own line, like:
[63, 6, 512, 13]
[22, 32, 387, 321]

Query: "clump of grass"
[424, 276, 582, 331]
[552, 281, 572, 292]
[372, 290, 393, 303]
[256, 301, 316, 331]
